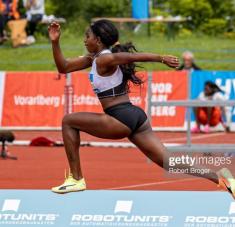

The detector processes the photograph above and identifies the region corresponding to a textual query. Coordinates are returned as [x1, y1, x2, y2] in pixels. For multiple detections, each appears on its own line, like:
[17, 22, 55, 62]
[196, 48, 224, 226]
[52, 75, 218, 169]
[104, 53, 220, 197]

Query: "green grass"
[0, 31, 235, 71]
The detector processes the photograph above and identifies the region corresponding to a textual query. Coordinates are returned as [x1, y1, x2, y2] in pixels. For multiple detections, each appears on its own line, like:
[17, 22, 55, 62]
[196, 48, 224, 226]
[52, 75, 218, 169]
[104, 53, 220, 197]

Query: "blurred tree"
[207, 0, 234, 18]
[152, 0, 235, 31]
[49, 0, 131, 20]
[83, 0, 131, 20]
[45, 0, 57, 15]
[201, 18, 227, 35]
[169, 0, 213, 29]
[46, 0, 235, 34]
[152, 0, 170, 13]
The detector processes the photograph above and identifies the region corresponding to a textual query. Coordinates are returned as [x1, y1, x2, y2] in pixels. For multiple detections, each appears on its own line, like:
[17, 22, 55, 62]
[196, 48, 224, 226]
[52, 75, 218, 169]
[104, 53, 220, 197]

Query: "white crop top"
[89, 49, 127, 99]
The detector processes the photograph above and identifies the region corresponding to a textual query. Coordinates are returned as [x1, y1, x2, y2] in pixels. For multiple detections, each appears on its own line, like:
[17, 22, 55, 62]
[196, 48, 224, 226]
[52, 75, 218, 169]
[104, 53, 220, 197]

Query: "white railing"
[147, 72, 235, 152]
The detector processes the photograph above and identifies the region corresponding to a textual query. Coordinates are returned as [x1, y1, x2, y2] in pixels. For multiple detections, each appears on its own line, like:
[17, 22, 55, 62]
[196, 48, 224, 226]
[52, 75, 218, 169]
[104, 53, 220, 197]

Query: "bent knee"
[62, 113, 74, 126]
[62, 112, 85, 128]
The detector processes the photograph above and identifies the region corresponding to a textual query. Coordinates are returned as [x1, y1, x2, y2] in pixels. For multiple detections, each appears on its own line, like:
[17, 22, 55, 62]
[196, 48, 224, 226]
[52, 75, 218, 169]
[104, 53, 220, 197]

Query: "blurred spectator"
[191, 81, 231, 133]
[0, 0, 20, 44]
[178, 51, 201, 71]
[23, 0, 45, 44]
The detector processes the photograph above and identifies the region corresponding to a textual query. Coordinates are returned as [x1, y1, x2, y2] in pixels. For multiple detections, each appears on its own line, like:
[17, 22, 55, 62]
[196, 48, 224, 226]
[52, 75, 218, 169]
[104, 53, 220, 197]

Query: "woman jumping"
[48, 19, 235, 198]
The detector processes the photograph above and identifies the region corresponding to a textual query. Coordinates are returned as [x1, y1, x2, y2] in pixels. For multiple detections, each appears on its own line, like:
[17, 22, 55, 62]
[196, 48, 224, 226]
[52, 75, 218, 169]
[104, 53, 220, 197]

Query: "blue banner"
[132, 0, 149, 19]
[0, 190, 234, 227]
[190, 71, 235, 123]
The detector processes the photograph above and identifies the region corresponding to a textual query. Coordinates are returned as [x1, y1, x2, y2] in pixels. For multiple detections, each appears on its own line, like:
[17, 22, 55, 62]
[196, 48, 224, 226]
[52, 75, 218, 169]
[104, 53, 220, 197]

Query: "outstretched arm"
[96, 52, 179, 69]
[48, 22, 92, 74]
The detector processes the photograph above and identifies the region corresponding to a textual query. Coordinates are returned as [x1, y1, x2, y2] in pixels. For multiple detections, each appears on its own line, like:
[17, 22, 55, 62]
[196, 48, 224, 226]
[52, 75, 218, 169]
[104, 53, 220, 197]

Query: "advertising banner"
[3, 70, 226, 130]
[0, 190, 233, 227]
[1, 72, 64, 128]
[151, 71, 188, 129]
[0, 71, 148, 128]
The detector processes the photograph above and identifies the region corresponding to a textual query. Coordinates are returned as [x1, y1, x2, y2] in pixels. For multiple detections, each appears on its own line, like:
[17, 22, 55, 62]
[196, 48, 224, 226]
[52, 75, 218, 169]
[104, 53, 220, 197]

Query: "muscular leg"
[128, 120, 219, 184]
[62, 112, 131, 180]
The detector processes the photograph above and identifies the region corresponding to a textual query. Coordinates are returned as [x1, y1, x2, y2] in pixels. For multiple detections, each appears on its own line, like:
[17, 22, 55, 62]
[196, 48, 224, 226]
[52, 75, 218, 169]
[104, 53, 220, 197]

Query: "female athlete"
[48, 19, 235, 198]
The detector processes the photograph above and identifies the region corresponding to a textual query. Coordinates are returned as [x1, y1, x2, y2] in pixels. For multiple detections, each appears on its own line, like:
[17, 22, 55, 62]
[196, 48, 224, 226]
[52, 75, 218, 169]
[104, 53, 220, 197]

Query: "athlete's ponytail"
[90, 19, 143, 88]
[111, 42, 143, 86]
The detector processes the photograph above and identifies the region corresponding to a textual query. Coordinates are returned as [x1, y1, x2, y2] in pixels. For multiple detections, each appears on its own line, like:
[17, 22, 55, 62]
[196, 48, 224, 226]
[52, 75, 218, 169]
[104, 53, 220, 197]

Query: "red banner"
[151, 71, 188, 128]
[1, 71, 187, 129]
[2, 72, 64, 127]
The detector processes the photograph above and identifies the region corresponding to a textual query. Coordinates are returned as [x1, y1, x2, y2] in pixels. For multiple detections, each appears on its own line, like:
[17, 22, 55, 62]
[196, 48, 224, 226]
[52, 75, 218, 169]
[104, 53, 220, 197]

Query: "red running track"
[1, 145, 234, 192]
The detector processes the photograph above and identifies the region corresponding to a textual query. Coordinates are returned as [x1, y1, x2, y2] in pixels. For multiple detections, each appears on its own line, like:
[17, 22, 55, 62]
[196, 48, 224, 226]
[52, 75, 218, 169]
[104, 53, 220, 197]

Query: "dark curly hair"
[204, 81, 224, 96]
[90, 19, 143, 87]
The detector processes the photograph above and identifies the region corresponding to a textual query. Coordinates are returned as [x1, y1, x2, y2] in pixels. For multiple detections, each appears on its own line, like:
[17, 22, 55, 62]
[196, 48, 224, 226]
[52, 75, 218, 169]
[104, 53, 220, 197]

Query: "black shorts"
[104, 102, 148, 134]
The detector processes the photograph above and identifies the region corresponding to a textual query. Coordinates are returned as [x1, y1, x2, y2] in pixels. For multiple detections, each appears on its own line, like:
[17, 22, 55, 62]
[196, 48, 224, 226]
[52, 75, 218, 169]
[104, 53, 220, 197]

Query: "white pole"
[64, 73, 74, 115]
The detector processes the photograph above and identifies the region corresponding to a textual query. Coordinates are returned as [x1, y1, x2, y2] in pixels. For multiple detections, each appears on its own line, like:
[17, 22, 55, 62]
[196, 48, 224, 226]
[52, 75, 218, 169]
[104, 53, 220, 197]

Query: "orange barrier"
[2, 72, 64, 127]
[0, 71, 187, 129]
[151, 71, 187, 128]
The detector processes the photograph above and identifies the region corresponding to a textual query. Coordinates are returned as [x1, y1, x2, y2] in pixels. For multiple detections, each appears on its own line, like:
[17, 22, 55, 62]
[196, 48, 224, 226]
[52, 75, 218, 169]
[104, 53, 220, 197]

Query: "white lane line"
[107, 178, 199, 190]
[10, 132, 225, 147]
[10, 140, 181, 147]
